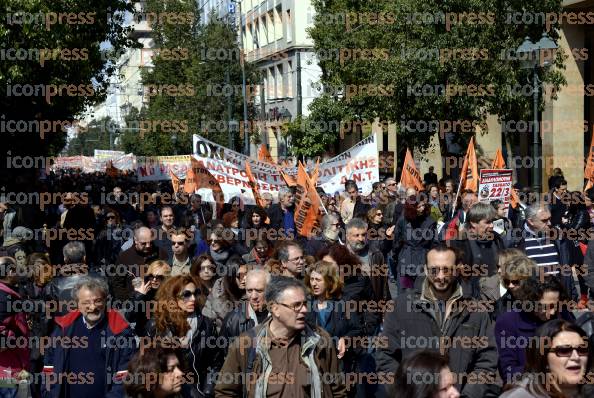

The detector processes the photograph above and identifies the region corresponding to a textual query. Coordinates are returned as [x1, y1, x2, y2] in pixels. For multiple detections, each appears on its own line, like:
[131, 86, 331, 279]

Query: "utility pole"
[234, 0, 250, 156]
[296, 51, 302, 117]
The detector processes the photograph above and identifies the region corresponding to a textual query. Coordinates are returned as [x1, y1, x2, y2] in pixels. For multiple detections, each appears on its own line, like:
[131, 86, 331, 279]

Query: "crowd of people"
[1, 167, 594, 398]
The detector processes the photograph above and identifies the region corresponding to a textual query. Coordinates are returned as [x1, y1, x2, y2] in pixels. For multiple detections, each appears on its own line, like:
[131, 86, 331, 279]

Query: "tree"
[135, 1, 260, 156]
[0, 0, 138, 184]
[307, 0, 566, 155]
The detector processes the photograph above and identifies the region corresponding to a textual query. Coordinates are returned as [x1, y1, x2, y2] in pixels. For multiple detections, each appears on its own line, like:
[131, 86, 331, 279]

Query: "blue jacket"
[42, 309, 137, 398]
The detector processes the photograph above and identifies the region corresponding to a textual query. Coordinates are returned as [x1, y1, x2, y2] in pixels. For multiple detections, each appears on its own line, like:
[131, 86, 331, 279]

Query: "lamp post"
[515, 33, 558, 194]
[230, 0, 250, 156]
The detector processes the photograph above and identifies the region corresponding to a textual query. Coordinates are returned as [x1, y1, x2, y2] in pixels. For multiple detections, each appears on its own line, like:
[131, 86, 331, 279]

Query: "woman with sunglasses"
[501, 320, 592, 398]
[202, 257, 247, 332]
[206, 228, 238, 269]
[190, 254, 217, 296]
[125, 347, 186, 398]
[495, 276, 576, 384]
[129, 260, 172, 337]
[146, 275, 222, 398]
[94, 207, 125, 266]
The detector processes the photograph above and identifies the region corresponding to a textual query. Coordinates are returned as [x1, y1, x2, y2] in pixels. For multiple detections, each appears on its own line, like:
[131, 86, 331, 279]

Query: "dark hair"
[518, 275, 568, 304]
[553, 178, 568, 190]
[265, 275, 306, 303]
[345, 180, 358, 192]
[521, 320, 591, 398]
[425, 244, 461, 265]
[393, 350, 451, 398]
[190, 254, 216, 279]
[586, 188, 594, 203]
[245, 206, 268, 228]
[490, 199, 504, 209]
[125, 347, 184, 398]
[222, 256, 246, 302]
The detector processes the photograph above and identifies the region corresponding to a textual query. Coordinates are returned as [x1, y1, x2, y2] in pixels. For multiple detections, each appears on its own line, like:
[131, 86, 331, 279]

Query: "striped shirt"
[523, 225, 560, 272]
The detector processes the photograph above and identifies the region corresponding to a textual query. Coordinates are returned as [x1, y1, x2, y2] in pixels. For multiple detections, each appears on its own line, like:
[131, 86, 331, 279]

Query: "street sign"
[228, 3, 235, 13]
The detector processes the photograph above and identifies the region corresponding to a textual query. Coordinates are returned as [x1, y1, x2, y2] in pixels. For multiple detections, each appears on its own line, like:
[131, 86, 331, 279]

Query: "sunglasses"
[503, 278, 521, 286]
[106, 215, 116, 220]
[145, 274, 165, 283]
[549, 345, 589, 357]
[172, 241, 186, 246]
[179, 288, 201, 301]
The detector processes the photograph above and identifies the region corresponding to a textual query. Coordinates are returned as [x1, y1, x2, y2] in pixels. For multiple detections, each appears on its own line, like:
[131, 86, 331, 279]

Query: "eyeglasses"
[179, 288, 201, 301]
[276, 301, 308, 312]
[375, 213, 383, 217]
[549, 345, 589, 357]
[503, 278, 521, 286]
[427, 266, 455, 276]
[172, 241, 186, 246]
[145, 274, 165, 283]
[106, 215, 116, 220]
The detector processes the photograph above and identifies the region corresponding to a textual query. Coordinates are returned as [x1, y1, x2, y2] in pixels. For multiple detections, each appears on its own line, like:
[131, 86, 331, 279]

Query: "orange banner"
[170, 170, 182, 194]
[459, 137, 479, 193]
[258, 144, 274, 164]
[310, 158, 320, 186]
[294, 162, 321, 238]
[245, 162, 264, 208]
[399, 149, 424, 191]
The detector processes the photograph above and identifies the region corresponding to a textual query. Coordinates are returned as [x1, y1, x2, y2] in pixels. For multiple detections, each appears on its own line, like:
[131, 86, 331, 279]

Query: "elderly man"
[267, 187, 295, 237]
[260, 192, 273, 210]
[221, 268, 271, 344]
[512, 202, 577, 301]
[276, 240, 306, 279]
[215, 275, 346, 398]
[112, 226, 168, 302]
[43, 276, 137, 398]
[375, 245, 499, 397]
[304, 213, 341, 256]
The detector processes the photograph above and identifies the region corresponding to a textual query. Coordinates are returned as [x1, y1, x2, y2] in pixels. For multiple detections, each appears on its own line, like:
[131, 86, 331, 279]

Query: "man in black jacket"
[266, 187, 295, 238]
[220, 268, 270, 348]
[375, 245, 499, 398]
[111, 226, 168, 302]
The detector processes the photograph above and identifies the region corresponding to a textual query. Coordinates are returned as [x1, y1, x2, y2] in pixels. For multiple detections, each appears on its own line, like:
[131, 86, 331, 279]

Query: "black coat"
[304, 298, 363, 339]
[375, 282, 499, 398]
[220, 301, 269, 348]
[266, 203, 294, 234]
[449, 232, 506, 277]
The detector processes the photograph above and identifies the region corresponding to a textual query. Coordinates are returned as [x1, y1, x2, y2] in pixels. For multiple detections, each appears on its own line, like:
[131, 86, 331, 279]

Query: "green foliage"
[130, 2, 260, 156]
[307, 0, 566, 153]
[0, 0, 137, 161]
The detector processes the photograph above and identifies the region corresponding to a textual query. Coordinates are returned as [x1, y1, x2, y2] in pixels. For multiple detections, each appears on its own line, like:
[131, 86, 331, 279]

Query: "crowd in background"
[1, 166, 594, 398]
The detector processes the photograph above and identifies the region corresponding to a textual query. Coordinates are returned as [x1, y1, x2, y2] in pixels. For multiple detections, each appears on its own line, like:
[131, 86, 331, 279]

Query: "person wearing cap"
[1, 226, 34, 267]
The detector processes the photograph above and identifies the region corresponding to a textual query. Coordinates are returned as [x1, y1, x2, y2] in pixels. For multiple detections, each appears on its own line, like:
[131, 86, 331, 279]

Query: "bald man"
[111, 226, 168, 302]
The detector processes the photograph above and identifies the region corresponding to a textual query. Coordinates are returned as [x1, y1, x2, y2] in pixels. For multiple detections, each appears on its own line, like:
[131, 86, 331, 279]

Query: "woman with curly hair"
[190, 254, 217, 296]
[129, 260, 171, 337]
[125, 347, 185, 398]
[145, 275, 222, 398]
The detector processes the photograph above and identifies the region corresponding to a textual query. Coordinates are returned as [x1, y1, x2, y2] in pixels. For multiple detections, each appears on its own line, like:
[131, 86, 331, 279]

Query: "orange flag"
[399, 149, 424, 191]
[245, 162, 264, 207]
[294, 162, 322, 238]
[258, 144, 275, 164]
[310, 158, 320, 186]
[170, 170, 182, 194]
[492, 149, 506, 169]
[584, 129, 594, 190]
[459, 137, 479, 193]
[274, 164, 297, 187]
[186, 158, 225, 212]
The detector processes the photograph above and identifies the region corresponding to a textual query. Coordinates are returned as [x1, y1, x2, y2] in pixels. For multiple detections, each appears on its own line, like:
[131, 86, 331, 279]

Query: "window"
[287, 61, 293, 97]
[286, 10, 292, 42]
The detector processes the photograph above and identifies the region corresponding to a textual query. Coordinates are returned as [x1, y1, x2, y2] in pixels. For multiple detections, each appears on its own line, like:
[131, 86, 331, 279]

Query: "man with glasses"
[375, 245, 498, 398]
[277, 241, 306, 279]
[113, 226, 168, 302]
[43, 276, 137, 398]
[513, 202, 577, 302]
[216, 275, 346, 397]
[170, 228, 191, 276]
[304, 213, 341, 256]
[0, 256, 30, 398]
